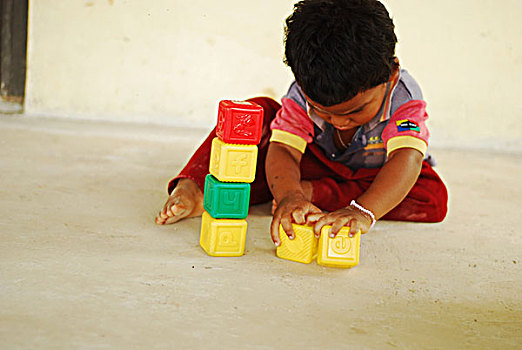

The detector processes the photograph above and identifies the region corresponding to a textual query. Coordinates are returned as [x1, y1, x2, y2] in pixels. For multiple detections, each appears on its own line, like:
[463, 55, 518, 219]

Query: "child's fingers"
[348, 218, 358, 237]
[291, 209, 306, 225]
[270, 212, 296, 246]
[280, 216, 295, 240]
[330, 218, 350, 238]
[313, 214, 348, 237]
[292, 204, 322, 225]
[306, 212, 323, 224]
[270, 215, 283, 247]
[271, 200, 278, 215]
[348, 218, 366, 236]
[313, 216, 329, 236]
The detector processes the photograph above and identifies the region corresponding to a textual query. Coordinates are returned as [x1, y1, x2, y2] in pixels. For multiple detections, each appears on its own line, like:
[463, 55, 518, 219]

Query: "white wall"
[25, 0, 296, 127]
[386, 0, 522, 152]
[25, 0, 522, 151]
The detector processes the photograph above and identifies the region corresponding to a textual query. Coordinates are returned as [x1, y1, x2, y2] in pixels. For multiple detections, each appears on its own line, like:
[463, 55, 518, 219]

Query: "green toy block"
[203, 174, 250, 219]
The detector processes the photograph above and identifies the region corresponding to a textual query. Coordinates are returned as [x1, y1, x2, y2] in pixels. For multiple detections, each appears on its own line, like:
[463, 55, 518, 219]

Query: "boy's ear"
[389, 57, 400, 82]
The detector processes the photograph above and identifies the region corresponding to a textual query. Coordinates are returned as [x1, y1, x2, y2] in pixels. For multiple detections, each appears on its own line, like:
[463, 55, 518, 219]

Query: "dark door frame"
[0, 0, 28, 104]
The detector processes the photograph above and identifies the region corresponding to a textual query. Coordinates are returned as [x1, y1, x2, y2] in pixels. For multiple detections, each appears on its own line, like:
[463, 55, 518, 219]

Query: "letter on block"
[317, 226, 360, 268]
[216, 100, 264, 145]
[203, 174, 250, 219]
[276, 224, 318, 264]
[209, 137, 258, 183]
[200, 211, 247, 257]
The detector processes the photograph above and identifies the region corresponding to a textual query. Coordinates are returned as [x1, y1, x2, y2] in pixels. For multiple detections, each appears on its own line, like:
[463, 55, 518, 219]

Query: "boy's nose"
[317, 110, 336, 121]
[330, 114, 346, 125]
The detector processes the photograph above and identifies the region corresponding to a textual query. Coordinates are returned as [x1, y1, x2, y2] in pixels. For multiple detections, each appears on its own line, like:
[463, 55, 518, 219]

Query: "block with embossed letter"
[276, 224, 318, 264]
[216, 100, 264, 145]
[209, 137, 258, 183]
[317, 226, 360, 268]
[203, 174, 250, 219]
[200, 211, 247, 257]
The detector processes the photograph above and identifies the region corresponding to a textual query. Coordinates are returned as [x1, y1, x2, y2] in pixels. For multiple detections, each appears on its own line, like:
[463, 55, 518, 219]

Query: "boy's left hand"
[307, 206, 373, 239]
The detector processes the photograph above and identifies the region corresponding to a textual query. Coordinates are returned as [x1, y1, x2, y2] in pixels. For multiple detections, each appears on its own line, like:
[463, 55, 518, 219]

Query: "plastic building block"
[200, 211, 247, 257]
[209, 137, 258, 183]
[216, 100, 264, 145]
[276, 224, 318, 264]
[203, 174, 250, 219]
[317, 226, 361, 268]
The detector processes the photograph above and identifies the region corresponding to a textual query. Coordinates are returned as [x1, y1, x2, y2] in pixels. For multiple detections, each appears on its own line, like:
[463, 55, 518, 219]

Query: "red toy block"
[216, 100, 264, 145]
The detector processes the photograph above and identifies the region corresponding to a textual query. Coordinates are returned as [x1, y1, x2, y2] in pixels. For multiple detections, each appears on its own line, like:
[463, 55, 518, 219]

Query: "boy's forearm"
[356, 148, 424, 219]
[265, 142, 304, 202]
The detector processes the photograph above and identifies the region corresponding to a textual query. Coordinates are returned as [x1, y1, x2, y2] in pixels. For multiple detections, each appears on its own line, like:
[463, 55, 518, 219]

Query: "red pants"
[169, 97, 448, 223]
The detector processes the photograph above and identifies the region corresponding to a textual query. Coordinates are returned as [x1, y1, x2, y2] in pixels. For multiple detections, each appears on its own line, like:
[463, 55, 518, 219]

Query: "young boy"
[156, 0, 448, 247]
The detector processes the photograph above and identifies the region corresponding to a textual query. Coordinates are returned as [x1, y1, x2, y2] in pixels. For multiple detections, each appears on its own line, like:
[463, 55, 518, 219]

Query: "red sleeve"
[382, 100, 430, 156]
[270, 97, 315, 143]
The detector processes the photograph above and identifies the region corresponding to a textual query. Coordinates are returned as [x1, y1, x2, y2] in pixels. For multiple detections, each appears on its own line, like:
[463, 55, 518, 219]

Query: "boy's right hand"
[270, 192, 322, 247]
[155, 178, 204, 225]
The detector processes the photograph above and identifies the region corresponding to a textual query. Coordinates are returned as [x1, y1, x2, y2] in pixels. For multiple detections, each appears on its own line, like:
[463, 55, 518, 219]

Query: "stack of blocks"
[200, 100, 264, 257]
[277, 224, 361, 268]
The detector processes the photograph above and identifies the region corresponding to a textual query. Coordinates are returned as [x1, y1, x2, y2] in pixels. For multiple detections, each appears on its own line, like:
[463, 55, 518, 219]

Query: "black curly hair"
[284, 0, 398, 106]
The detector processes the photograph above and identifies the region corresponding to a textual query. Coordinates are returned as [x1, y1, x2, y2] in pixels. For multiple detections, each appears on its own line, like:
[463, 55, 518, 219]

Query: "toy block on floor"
[276, 224, 318, 264]
[200, 211, 247, 257]
[216, 100, 264, 145]
[317, 226, 361, 268]
[203, 174, 250, 219]
[209, 137, 258, 183]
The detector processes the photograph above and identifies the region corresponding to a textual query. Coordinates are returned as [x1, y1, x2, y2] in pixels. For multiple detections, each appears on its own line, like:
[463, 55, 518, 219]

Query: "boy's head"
[284, 0, 398, 107]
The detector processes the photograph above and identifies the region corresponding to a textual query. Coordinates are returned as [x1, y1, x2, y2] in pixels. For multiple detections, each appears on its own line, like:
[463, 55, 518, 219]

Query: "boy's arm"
[266, 142, 322, 246]
[357, 147, 423, 219]
[311, 147, 423, 236]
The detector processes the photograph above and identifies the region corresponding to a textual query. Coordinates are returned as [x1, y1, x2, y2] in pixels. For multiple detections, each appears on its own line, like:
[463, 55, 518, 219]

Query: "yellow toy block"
[317, 226, 361, 268]
[200, 211, 247, 257]
[209, 137, 258, 183]
[276, 224, 318, 264]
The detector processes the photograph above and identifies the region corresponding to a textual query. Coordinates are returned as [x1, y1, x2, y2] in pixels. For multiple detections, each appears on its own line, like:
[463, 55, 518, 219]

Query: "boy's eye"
[308, 103, 365, 118]
[343, 108, 363, 116]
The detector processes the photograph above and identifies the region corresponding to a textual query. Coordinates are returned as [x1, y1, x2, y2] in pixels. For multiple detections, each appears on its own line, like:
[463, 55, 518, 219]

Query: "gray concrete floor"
[1, 114, 521, 349]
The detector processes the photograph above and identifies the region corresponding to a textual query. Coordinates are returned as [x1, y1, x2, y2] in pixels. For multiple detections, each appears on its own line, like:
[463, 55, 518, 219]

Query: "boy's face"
[303, 68, 399, 131]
